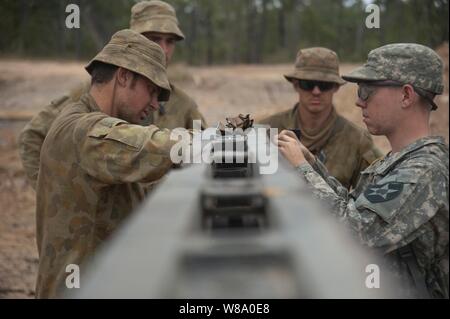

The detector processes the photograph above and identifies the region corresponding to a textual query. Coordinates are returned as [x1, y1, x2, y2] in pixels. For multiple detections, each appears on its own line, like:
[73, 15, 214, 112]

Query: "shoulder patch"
[364, 182, 403, 203]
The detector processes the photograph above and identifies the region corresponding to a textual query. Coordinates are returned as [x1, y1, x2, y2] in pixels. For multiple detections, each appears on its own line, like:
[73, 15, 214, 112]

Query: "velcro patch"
[364, 182, 403, 203]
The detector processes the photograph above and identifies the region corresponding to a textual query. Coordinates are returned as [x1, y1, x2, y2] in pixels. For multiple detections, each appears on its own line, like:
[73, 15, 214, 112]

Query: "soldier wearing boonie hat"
[129, 0, 207, 130]
[85, 29, 171, 102]
[260, 47, 382, 189]
[130, 0, 185, 40]
[19, 0, 206, 190]
[283, 47, 346, 85]
[34, 29, 188, 298]
[278, 43, 448, 298]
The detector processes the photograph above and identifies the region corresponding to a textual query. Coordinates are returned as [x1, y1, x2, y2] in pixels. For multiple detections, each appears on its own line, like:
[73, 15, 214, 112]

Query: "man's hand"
[277, 130, 315, 167]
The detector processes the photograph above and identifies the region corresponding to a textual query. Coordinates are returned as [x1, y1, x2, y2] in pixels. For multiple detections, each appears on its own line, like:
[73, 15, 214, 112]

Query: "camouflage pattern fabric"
[130, 0, 185, 40]
[85, 29, 171, 101]
[19, 81, 206, 189]
[297, 136, 449, 298]
[343, 43, 444, 95]
[144, 83, 207, 129]
[35, 93, 180, 298]
[284, 47, 346, 85]
[19, 82, 89, 189]
[259, 104, 382, 189]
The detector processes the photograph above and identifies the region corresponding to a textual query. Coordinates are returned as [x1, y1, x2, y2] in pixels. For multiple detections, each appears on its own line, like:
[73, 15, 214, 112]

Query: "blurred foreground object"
[70, 127, 406, 298]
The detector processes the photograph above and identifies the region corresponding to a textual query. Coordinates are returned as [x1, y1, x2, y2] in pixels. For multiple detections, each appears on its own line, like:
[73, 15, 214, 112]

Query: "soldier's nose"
[159, 41, 169, 55]
[312, 86, 322, 94]
[355, 98, 366, 108]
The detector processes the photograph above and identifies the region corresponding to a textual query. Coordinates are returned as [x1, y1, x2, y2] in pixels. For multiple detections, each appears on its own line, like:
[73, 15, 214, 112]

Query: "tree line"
[0, 0, 448, 64]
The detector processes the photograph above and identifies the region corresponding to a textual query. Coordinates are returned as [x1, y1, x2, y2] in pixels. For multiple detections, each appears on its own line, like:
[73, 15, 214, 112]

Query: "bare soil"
[0, 51, 448, 298]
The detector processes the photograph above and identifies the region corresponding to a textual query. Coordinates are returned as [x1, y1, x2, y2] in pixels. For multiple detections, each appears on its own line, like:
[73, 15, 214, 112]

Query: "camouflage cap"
[85, 29, 171, 101]
[342, 43, 444, 95]
[130, 0, 185, 41]
[284, 47, 346, 85]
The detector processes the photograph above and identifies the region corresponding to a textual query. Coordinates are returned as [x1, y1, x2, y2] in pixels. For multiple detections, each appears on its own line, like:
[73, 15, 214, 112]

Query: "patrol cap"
[130, 0, 185, 41]
[284, 47, 346, 85]
[343, 43, 444, 95]
[85, 29, 171, 101]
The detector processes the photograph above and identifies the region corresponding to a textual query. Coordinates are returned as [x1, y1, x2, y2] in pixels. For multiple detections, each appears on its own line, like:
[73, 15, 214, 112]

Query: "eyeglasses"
[297, 80, 336, 92]
[357, 81, 438, 110]
[357, 81, 403, 101]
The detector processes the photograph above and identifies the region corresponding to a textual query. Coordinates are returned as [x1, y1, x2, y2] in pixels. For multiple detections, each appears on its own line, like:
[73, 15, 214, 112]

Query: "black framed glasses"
[297, 80, 336, 92]
[357, 81, 404, 101]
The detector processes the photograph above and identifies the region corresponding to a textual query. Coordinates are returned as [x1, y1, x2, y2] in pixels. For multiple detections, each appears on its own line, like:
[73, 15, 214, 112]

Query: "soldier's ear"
[400, 84, 416, 109]
[116, 68, 131, 87]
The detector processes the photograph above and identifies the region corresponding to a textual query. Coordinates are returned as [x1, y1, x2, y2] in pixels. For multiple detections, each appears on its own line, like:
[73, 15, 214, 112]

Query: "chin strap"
[109, 74, 119, 117]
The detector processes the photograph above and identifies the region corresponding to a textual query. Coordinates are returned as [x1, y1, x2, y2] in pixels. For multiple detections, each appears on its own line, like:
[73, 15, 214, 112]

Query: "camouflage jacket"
[259, 104, 383, 189]
[19, 81, 206, 189]
[298, 136, 449, 298]
[35, 93, 177, 298]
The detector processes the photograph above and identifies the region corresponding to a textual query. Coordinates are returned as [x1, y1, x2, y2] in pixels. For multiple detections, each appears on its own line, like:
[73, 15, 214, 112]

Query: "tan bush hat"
[130, 1, 185, 41]
[284, 47, 346, 85]
[85, 29, 171, 101]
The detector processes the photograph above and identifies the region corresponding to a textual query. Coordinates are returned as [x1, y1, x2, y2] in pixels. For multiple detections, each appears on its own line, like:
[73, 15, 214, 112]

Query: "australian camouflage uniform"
[19, 0, 206, 190]
[35, 30, 187, 298]
[259, 47, 382, 189]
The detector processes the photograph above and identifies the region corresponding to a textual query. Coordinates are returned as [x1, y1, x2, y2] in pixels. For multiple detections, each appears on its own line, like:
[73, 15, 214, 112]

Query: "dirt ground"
[0, 47, 448, 298]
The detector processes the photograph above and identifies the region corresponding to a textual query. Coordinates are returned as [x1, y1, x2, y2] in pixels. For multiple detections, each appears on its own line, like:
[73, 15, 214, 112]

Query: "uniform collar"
[365, 136, 447, 175]
[80, 92, 102, 113]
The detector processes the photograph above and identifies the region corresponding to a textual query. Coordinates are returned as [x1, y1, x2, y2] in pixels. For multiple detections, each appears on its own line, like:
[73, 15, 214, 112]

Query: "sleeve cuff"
[296, 162, 314, 175]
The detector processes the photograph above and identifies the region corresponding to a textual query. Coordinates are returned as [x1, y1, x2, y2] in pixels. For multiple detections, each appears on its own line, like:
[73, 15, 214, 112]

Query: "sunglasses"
[297, 80, 336, 92]
[357, 81, 403, 101]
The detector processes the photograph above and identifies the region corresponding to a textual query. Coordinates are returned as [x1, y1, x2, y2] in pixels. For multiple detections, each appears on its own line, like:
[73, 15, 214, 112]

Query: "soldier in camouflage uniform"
[19, 0, 206, 189]
[278, 43, 449, 298]
[259, 47, 382, 189]
[35, 30, 187, 298]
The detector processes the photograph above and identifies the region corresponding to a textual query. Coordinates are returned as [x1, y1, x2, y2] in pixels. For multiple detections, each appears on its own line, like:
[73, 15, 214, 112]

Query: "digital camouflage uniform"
[259, 47, 382, 189]
[297, 44, 449, 298]
[35, 30, 182, 298]
[18, 0, 206, 189]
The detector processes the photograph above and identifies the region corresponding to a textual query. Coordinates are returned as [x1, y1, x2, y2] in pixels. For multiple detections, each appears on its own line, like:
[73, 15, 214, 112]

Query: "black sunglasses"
[297, 80, 335, 92]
